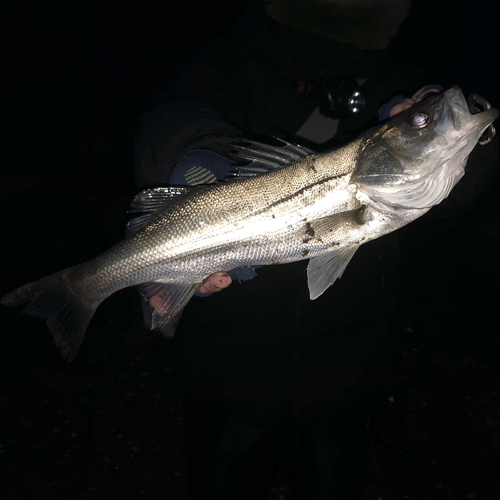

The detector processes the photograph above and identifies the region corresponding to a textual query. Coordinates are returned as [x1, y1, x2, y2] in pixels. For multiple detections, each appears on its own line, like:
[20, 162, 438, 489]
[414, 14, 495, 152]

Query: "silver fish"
[2, 86, 498, 359]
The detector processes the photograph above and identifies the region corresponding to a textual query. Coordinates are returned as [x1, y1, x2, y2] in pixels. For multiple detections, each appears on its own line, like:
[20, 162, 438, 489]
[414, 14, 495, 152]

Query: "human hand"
[389, 88, 441, 117]
[198, 271, 232, 294]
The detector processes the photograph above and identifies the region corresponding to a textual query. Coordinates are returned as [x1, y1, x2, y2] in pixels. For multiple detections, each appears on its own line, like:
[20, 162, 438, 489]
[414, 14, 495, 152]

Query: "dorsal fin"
[128, 186, 199, 213]
[225, 137, 316, 180]
[126, 186, 201, 237]
[126, 138, 316, 235]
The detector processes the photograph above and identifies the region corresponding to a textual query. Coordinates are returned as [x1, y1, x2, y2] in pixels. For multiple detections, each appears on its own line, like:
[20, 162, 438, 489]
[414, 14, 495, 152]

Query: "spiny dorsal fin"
[126, 138, 317, 234]
[225, 137, 316, 180]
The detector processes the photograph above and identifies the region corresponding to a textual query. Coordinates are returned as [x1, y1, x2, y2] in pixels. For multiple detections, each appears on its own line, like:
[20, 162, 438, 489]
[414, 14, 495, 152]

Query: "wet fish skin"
[2, 87, 498, 360]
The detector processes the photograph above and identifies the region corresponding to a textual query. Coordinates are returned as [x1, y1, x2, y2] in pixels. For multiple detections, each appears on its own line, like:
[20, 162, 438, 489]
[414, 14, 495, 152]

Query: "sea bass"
[2, 86, 498, 359]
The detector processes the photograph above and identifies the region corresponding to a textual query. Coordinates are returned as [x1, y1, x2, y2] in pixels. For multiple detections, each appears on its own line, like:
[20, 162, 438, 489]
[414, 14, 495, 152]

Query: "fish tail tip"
[2, 282, 39, 308]
[4, 269, 102, 360]
[1, 293, 13, 307]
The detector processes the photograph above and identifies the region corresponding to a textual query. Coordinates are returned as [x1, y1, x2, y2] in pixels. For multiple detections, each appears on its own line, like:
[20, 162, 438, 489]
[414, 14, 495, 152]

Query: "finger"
[389, 98, 415, 117]
[149, 294, 168, 316]
[150, 294, 164, 309]
[198, 272, 232, 294]
[414, 88, 441, 103]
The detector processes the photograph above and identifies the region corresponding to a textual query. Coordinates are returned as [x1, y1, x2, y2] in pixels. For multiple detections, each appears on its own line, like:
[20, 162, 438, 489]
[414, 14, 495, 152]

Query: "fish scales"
[2, 86, 498, 359]
[74, 139, 362, 294]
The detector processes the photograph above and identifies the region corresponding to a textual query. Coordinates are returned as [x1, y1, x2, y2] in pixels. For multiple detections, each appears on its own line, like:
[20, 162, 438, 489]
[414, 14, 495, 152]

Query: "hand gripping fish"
[2, 87, 498, 359]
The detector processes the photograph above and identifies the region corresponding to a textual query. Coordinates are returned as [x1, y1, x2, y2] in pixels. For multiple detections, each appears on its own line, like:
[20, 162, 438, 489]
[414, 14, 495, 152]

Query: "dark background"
[1, 0, 499, 498]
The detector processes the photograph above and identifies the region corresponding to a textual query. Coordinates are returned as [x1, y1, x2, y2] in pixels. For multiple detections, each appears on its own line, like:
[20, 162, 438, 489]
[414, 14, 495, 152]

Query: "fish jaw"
[351, 87, 499, 210]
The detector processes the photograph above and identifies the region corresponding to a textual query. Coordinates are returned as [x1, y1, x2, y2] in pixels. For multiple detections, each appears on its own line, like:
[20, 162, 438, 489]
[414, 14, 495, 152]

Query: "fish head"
[351, 86, 499, 209]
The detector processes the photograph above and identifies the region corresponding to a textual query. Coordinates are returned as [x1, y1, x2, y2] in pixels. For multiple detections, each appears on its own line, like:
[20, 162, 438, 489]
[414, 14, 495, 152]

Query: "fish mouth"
[444, 86, 499, 140]
[448, 85, 469, 109]
[469, 107, 499, 135]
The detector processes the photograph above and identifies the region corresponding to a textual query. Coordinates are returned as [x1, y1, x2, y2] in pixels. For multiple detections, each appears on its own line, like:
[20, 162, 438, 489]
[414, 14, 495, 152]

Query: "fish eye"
[408, 111, 430, 128]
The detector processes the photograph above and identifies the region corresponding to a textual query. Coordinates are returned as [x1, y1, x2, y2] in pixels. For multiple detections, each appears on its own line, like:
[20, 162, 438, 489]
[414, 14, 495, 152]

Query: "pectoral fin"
[307, 246, 359, 300]
[302, 207, 369, 300]
[137, 281, 201, 329]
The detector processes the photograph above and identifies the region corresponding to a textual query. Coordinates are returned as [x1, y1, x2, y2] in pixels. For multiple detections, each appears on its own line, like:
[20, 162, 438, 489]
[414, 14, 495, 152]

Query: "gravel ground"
[1, 297, 498, 500]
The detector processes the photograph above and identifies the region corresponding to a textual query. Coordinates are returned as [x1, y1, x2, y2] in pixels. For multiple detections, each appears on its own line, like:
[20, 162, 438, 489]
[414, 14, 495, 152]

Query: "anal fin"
[138, 281, 201, 329]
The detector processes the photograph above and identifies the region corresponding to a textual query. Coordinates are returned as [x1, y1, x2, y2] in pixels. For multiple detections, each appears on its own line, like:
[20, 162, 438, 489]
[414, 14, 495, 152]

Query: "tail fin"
[1, 267, 103, 360]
